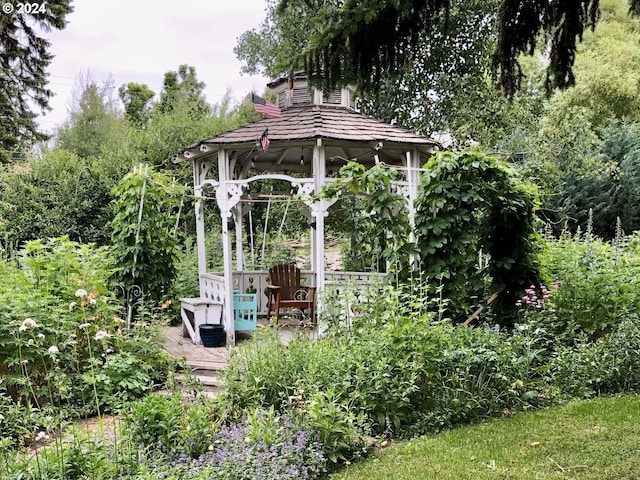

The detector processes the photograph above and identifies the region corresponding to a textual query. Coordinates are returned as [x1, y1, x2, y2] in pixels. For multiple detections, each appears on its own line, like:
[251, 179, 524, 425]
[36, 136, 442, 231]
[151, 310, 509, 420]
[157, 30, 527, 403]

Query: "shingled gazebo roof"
[174, 104, 438, 165]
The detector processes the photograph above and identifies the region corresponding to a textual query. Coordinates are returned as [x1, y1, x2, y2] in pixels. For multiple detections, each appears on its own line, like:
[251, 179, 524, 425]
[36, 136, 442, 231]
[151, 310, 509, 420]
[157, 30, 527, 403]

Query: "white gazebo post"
[312, 138, 327, 293]
[233, 205, 244, 271]
[193, 158, 207, 296]
[216, 148, 236, 346]
[406, 149, 420, 243]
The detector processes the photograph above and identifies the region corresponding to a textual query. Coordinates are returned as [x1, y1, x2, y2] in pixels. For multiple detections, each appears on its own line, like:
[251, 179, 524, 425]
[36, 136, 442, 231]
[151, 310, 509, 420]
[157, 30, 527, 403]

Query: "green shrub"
[24, 436, 118, 480]
[552, 316, 640, 398]
[222, 296, 548, 460]
[536, 230, 640, 341]
[122, 393, 216, 458]
[222, 328, 313, 414]
[0, 149, 118, 249]
[0, 237, 175, 446]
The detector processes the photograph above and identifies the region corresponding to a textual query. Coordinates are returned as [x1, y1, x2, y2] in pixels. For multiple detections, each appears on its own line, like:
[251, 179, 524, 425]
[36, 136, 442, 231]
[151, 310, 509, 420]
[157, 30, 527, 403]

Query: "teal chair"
[233, 292, 258, 331]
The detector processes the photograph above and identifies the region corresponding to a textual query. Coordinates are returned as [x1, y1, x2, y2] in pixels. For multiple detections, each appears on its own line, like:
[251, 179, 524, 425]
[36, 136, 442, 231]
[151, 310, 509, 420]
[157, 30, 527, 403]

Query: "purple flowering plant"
[204, 408, 326, 480]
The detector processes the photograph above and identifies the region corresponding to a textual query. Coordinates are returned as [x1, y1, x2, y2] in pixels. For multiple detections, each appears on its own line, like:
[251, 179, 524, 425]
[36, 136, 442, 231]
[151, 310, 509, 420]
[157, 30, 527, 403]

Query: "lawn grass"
[332, 395, 640, 480]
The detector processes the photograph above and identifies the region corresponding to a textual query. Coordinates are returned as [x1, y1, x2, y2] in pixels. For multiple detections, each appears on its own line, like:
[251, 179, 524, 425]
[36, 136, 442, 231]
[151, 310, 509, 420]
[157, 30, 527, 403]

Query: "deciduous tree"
[119, 82, 155, 128]
[155, 64, 208, 117]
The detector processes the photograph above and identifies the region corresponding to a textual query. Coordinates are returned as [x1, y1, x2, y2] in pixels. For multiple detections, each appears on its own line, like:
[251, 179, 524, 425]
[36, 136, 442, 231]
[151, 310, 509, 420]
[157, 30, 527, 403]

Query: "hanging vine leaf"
[278, 0, 601, 96]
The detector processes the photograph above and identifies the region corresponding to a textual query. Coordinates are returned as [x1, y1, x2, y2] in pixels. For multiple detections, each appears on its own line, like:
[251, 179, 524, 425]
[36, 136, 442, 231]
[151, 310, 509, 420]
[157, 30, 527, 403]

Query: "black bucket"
[199, 324, 225, 348]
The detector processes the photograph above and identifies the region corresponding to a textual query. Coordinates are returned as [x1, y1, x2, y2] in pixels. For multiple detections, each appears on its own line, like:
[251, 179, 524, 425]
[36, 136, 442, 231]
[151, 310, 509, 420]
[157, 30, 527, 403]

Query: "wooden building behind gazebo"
[173, 73, 439, 346]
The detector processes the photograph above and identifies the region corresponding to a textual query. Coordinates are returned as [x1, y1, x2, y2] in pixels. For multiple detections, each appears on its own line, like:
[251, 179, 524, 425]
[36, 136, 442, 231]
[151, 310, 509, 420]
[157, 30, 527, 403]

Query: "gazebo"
[174, 73, 439, 346]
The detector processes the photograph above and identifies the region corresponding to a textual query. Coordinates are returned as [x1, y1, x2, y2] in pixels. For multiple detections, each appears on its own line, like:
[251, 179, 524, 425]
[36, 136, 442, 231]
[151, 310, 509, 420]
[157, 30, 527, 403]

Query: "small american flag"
[258, 128, 270, 152]
[251, 93, 281, 118]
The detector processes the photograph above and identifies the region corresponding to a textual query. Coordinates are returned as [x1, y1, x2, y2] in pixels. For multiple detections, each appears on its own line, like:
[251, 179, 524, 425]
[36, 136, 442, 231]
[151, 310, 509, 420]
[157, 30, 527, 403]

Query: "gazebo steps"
[176, 372, 223, 387]
[183, 360, 228, 372]
[175, 370, 224, 398]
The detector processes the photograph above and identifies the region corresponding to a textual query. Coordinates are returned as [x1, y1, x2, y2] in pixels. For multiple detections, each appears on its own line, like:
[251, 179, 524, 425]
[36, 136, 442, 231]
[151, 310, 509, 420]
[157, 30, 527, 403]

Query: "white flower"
[19, 318, 37, 331]
[78, 323, 91, 330]
[89, 298, 97, 305]
[94, 330, 110, 341]
[38, 333, 45, 340]
[28, 339, 34, 346]
[47, 345, 59, 355]
[75, 289, 88, 298]
[69, 301, 77, 311]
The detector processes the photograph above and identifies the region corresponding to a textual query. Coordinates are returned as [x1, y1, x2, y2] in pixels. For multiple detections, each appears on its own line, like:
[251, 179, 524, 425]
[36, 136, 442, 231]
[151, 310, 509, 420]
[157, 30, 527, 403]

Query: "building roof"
[175, 105, 438, 161]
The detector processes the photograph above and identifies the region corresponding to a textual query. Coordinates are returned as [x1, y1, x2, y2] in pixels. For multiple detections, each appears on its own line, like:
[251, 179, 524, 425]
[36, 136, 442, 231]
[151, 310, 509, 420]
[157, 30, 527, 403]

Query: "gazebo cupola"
[269, 72, 357, 111]
[174, 73, 438, 346]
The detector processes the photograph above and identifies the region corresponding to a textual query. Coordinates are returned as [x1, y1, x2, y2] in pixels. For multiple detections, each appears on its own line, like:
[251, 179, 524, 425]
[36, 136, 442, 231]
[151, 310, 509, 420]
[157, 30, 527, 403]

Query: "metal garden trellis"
[123, 163, 149, 331]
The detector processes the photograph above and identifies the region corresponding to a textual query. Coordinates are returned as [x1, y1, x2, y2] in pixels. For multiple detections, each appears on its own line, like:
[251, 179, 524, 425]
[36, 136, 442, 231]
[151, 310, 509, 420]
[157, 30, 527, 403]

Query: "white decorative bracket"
[197, 172, 338, 220]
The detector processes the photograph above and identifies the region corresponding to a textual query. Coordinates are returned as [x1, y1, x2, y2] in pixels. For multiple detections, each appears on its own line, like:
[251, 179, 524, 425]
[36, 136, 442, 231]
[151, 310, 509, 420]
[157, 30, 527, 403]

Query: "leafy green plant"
[122, 392, 216, 458]
[537, 229, 640, 340]
[552, 316, 640, 398]
[123, 393, 184, 454]
[415, 150, 541, 323]
[306, 389, 366, 464]
[27, 436, 117, 480]
[111, 164, 185, 304]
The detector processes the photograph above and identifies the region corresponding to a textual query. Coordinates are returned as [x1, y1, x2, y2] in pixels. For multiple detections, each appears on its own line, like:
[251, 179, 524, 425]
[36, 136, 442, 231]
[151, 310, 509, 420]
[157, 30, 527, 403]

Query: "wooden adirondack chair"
[266, 264, 316, 322]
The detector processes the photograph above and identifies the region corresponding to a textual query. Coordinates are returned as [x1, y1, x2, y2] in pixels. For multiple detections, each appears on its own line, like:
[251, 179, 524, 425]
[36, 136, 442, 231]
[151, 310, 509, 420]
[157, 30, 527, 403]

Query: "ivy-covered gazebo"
[173, 73, 439, 346]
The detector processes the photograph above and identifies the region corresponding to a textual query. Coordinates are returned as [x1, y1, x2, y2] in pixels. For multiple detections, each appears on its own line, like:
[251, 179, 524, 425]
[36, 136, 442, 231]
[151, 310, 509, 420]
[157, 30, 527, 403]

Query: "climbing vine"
[321, 152, 540, 324]
[111, 164, 185, 305]
[320, 161, 413, 272]
[415, 151, 540, 321]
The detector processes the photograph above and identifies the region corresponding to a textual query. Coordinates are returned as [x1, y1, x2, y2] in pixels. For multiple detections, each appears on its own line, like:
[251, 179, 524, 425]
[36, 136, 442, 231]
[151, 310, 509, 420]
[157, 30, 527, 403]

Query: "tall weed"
[536, 230, 640, 341]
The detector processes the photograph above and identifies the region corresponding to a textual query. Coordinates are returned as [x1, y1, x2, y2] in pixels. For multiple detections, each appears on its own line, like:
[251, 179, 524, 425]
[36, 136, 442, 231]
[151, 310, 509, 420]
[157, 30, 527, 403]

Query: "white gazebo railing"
[199, 270, 383, 317]
[200, 273, 227, 305]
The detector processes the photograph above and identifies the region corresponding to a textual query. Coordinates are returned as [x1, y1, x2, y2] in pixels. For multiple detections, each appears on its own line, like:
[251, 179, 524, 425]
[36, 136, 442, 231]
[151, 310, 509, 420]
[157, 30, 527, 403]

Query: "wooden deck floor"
[162, 325, 230, 370]
[162, 321, 316, 371]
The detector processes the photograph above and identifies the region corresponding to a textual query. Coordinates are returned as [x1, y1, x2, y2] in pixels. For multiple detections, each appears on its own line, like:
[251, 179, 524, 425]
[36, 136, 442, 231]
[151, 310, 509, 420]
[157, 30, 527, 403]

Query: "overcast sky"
[38, 0, 270, 133]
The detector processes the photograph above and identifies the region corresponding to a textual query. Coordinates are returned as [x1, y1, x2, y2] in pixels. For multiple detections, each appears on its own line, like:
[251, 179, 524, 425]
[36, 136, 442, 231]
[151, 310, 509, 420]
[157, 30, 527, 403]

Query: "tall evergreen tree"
[0, 0, 73, 162]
